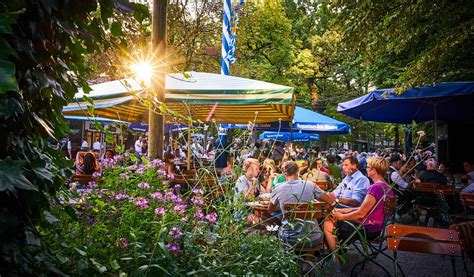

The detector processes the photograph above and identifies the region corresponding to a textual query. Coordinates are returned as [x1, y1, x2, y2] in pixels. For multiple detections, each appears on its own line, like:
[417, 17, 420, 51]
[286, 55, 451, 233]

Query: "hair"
[389, 153, 402, 164]
[263, 158, 276, 171]
[327, 155, 336, 164]
[281, 160, 299, 176]
[343, 156, 359, 166]
[81, 153, 97, 174]
[367, 156, 389, 176]
[243, 158, 259, 172]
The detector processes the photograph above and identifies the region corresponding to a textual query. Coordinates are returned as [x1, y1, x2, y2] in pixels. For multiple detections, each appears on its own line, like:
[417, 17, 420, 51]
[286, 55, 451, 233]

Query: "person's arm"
[337, 197, 360, 207]
[335, 207, 357, 214]
[318, 191, 336, 205]
[391, 171, 409, 189]
[334, 194, 376, 221]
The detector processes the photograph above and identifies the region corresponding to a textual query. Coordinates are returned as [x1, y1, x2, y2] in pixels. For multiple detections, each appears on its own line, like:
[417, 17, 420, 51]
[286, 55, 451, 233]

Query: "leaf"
[43, 211, 59, 224]
[0, 157, 37, 192]
[65, 205, 78, 220]
[110, 260, 120, 270]
[90, 258, 107, 273]
[26, 230, 41, 246]
[75, 247, 87, 256]
[111, 22, 123, 36]
[0, 60, 19, 94]
[83, 94, 94, 105]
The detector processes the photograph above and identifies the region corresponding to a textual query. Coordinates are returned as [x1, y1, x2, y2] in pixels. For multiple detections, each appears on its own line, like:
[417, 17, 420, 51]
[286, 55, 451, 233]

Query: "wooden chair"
[451, 192, 474, 221]
[283, 202, 333, 266]
[316, 181, 333, 191]
[71, 174, 93, 185]
[413, 182, 456, 224]
[350, 196, 400, 277]
[386, 224, 469, 277]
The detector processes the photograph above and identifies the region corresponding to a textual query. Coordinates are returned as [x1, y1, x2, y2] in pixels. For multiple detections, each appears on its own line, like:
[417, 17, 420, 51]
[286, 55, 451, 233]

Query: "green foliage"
[42, 160, 298, 275]
[0, 0, 146, 274]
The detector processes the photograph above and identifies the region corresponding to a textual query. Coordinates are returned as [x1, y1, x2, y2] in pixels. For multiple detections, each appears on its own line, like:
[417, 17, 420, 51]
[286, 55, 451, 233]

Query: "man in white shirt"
[93, 139, 101, 151]
[81, 138, 89, 149]
[134, 136, 143, 154]
[387, 154, 413, 215]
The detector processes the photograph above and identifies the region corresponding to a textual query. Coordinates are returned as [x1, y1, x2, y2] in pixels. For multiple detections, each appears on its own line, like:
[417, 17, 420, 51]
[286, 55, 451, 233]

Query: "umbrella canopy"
[337, 82, 474, 124]
[222, 106, 350, 134]
[63, 72, 295, 124]
[259, 132, 319, 142]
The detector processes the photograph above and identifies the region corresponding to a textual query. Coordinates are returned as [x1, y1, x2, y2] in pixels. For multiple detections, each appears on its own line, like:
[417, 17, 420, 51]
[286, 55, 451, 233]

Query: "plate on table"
[258, 193, 272, 201]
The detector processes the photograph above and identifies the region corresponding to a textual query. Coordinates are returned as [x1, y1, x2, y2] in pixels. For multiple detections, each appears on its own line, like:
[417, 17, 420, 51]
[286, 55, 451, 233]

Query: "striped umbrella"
[63, 72, 295, 124]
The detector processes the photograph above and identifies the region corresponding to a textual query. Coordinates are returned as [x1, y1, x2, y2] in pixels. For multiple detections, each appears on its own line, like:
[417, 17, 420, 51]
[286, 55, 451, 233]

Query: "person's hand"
[333, 211, 343, 220]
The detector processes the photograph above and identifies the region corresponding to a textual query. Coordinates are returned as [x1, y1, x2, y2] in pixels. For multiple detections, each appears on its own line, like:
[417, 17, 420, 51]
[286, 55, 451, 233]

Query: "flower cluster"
[137, 182, 150, 189]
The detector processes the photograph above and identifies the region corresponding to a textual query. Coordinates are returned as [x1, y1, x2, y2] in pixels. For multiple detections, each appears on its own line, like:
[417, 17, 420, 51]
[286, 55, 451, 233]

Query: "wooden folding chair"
[284, 202, 332, 264]
[350, 196, 402, 277]
[451, 192, 474, 221]
[413, 182, 456, 225]
[386, 224, 469, 277]
[316, 181, 333, 191]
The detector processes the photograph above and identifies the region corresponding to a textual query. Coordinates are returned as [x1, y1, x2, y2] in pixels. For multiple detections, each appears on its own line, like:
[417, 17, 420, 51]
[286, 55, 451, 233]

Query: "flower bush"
[42, 156, 297, 275]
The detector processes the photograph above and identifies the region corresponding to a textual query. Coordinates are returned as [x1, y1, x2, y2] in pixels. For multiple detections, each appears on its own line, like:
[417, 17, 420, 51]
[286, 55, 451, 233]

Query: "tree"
[333, 0, 474, 90]
[0, 1, 140, 274]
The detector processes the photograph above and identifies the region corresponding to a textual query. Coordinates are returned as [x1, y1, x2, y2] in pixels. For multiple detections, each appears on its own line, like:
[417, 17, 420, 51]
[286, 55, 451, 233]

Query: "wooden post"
[148, 0, 167, 160]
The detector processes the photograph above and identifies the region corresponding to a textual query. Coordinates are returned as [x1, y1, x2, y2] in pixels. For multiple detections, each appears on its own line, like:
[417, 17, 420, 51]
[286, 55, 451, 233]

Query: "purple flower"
[166, 242, 180, 254]
[195, 209, 204, 218]
[205, 213, 217, 223]
[87, 181, 97, 189]
[148, 159, 164, 169]
[174, 204, 186, 214]
[168, 227, 183, 239]
[136, 167, 145, 174]
[154, 207, 166, 216]
[150, 192, 163, 200]
[192, 197, 204, 206]
[193, 188, 204, 195]
[115, 237, 128, 249]
[135, 198, 149, 209]
[174, 184, 181, 189]
[92, 171, 101, 179]
[115, 192, 129, 200]
[137, 182, 150, 189]
[171, 194, 182, 204]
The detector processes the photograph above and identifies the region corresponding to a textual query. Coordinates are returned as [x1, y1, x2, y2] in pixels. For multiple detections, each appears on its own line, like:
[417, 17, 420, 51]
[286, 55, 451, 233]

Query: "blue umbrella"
[222, 106, 350, 134]
[337, 82, 474, 124]
[259, 132, 319, 142]
[337, 82, 474, 155]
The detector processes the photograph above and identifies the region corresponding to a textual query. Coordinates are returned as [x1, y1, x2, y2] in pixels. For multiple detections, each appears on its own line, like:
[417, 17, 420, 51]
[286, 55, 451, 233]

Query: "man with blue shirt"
[330, 156, 370, 208]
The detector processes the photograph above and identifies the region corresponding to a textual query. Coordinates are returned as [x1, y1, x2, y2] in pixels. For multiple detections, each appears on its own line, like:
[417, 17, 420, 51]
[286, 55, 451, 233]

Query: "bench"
[386, 224, 469, 277]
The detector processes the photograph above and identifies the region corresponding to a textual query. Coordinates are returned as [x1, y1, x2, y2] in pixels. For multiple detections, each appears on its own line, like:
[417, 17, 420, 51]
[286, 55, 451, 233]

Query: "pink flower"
[205, 213, 217, 223]
[171, 194, 182, 204]
[115, 237, 128, 249]
[166, 242, 180, 254]
[192, 197, 204, 206]
[92, 171, 101, 179]
[168, 227, 183, 239]
[87, 181, 97, 189]
[174, 184, 181, 189]
[154, 207, 166, 216]
[195, 209, 204, 218]
[135, 198, 149, 209]
[173, 204, 186, 214]
[150, 192, 163, 200]
[136, 167, 145, 174]
[193, 188, 204, 195]
[137, 182, 150, 189]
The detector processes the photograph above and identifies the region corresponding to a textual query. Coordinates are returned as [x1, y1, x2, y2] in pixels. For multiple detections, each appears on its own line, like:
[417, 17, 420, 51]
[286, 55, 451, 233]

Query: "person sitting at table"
[461, 161, 474, 193]
[415, 158, 447, 185]
[268, 160, 336, 250]
[323, 156, 394, 272]
[330, 156, 370, 208]
[261, 158, 279, 192]
[326, 155, 342, 184]
[163, 152, 176, 179]
[302, 158, 332, 185]
[386, 154, 413, 216]
[103, 149, 115, 160]
[76, 152, 99, 175]
[298, 159, 310, 176]
[235, 158, 263, 202]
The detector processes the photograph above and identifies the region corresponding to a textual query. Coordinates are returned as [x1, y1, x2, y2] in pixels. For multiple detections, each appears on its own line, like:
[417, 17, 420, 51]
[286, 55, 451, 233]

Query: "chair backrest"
[414, 182, 455, 196]
[450, 221, 474, 262]
[386, 224, 463, 257]
[72, 174, 93, 185]
[315, 181, 333, 191]
[460, 192, 474, 208]
[284, 202, 332, 221]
